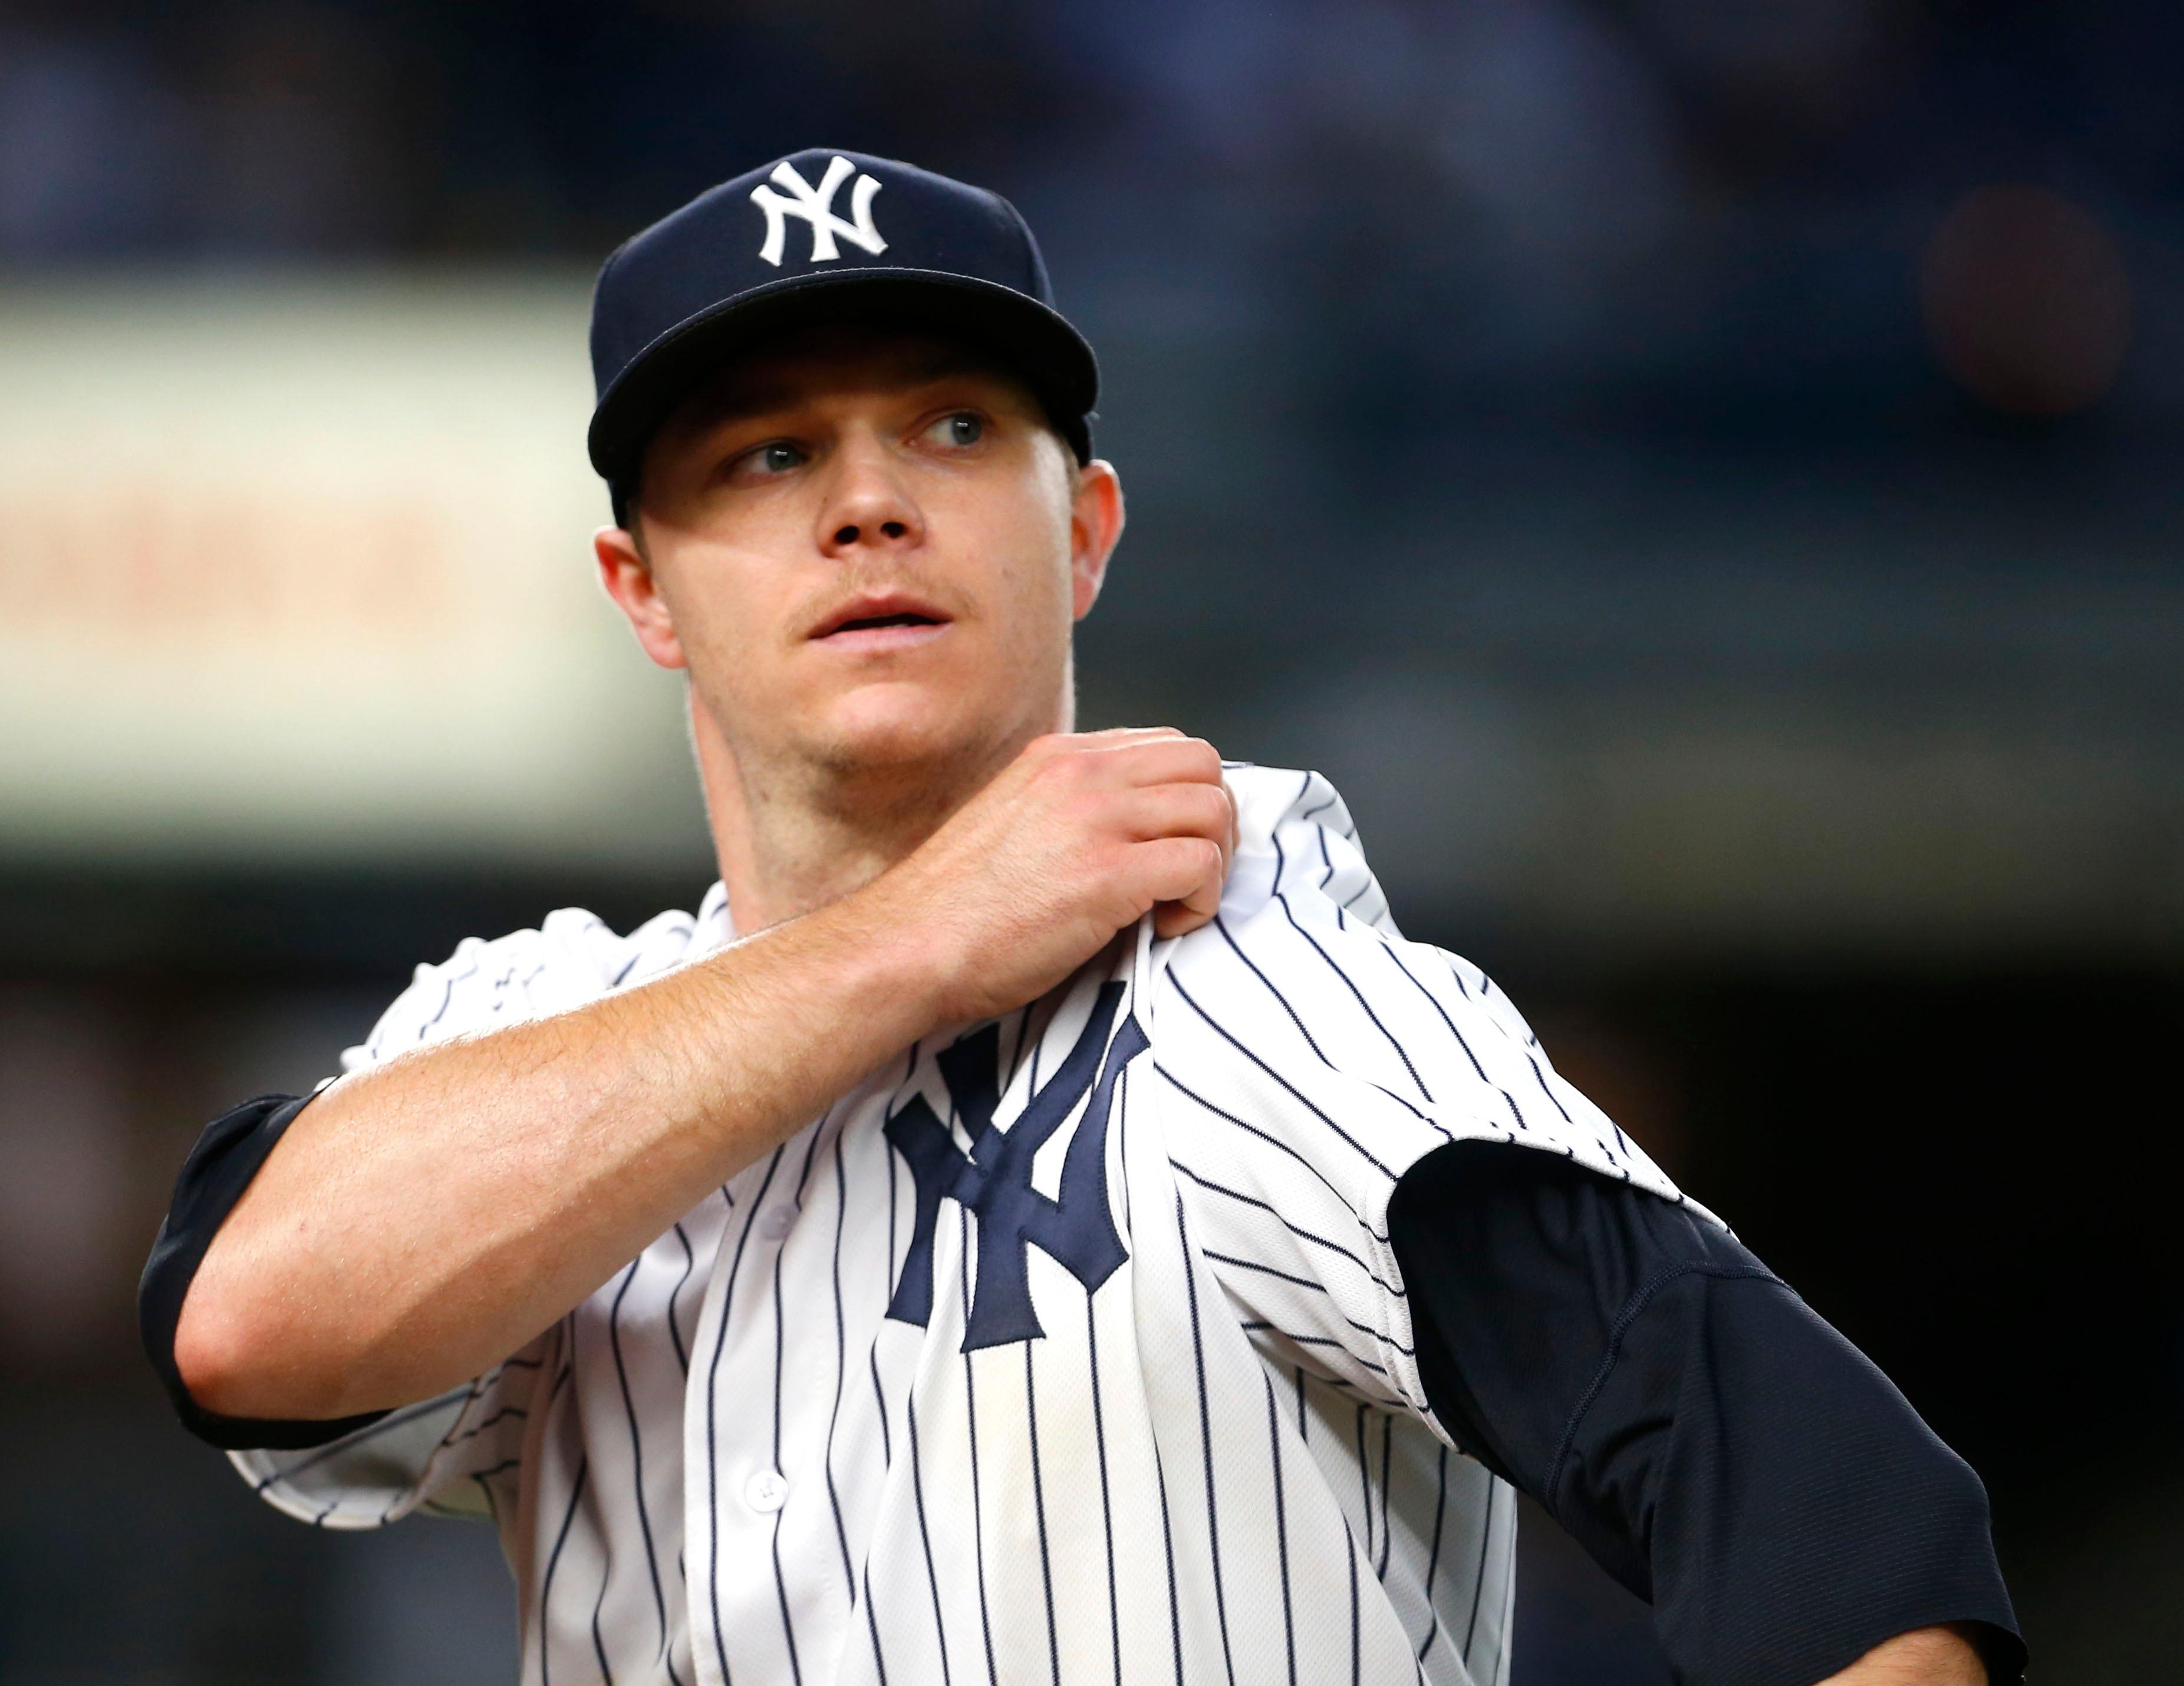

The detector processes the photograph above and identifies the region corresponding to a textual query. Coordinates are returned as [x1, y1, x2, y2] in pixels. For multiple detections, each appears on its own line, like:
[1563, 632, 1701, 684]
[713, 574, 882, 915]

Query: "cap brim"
[587, 268, 1099, 493]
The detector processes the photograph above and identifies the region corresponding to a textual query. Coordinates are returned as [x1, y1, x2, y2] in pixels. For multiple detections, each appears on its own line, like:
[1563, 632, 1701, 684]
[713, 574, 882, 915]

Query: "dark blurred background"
[2, 1, 2179, 1680]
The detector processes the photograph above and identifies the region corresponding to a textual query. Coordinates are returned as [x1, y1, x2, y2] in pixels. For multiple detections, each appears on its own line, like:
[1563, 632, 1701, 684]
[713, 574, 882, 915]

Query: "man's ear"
[1069, 459, 1125, 621]
[594, 525, 688, 671]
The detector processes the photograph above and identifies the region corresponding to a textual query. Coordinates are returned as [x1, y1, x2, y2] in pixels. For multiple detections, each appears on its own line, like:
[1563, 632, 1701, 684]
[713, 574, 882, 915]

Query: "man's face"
[603, 325, 1120, 805]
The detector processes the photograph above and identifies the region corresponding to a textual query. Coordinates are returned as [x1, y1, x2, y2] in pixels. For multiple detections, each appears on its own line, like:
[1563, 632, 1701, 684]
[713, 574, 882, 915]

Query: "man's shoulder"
[1151, 762, 1435, 1081]
[1177, 765, 1512, 1034]
[1152, 767, 1692, 1213]
[340, 884, 729, 1072]
[1165, 763, 1410, 1001]
[1213, 762, 1393, 935]
[1152, 766, 1540, 1134]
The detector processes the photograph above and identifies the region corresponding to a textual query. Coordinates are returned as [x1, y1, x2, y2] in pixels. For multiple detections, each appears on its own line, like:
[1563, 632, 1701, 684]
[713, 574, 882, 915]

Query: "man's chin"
[805, 696, 1014, 791]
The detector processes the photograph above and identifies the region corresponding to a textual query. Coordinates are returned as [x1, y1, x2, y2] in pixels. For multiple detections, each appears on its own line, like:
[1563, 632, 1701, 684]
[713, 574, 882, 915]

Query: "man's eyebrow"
[673, 377, 802, 435]
[900, 348, 1007, 386]
[675, 350, 1015, 437]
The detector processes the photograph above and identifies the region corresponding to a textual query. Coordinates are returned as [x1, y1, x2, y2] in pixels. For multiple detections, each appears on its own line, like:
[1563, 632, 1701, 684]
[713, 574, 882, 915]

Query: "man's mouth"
[810, 594, 954, 648]
[830, 611, 944, 634]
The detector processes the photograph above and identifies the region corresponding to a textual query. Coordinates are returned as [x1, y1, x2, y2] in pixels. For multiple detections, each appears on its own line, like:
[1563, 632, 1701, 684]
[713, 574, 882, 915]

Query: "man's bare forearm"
[174, 729, 1235, 1424]
[175, 893, 946, 1420]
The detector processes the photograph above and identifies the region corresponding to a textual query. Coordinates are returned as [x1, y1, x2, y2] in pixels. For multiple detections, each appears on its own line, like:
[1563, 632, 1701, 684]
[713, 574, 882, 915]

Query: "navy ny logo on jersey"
[885, 982, 1147, 1350]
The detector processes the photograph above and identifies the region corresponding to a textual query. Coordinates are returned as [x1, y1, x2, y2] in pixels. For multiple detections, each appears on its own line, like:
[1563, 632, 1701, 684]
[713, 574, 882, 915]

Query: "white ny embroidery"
[749, 156, 888, 267]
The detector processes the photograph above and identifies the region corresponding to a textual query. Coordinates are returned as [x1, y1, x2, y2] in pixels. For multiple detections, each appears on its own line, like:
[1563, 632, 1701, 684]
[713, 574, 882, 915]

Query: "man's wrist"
[803, 872, 964, 1054]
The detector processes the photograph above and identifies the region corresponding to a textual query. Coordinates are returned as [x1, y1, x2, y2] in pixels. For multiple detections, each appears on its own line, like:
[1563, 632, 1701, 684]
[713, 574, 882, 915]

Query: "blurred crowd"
[3, 0, 2176, 427]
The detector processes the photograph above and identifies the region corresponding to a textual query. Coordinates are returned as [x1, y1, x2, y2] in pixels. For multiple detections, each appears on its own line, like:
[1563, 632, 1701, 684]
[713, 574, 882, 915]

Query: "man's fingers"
[1009, 726, 1234, 939]
[1120, 773, 1234, 941]
[1097, 735, 1223, 791]
[1135, 835, 1223, 903]
[1119, 781, 1234, 846]
[1178, 860, 1226, 922]
[1055, 726, 1187, 760]
[1075, 725, 1186, 745]
[1151, 901, 1207, 940]
[908, 727, 1233, 1023]
[1152, 868, 1224, 937]
[1138, 836, 1227, 939]
[1026, 730, 1221, 801]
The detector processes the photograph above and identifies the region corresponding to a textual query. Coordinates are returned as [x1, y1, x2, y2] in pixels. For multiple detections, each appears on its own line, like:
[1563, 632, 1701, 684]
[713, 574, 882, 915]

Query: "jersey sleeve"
[337, 907, 648, 1073]
[182, 911, 648, 1530]
[1390, 1141, 2026, 1684]
[228, 1335, 554, 1530]
[1147, 769, 1702, 1426]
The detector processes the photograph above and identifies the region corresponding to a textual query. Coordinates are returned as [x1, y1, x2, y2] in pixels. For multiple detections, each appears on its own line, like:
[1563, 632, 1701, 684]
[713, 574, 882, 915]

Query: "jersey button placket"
[746, 1214, 793, 1522]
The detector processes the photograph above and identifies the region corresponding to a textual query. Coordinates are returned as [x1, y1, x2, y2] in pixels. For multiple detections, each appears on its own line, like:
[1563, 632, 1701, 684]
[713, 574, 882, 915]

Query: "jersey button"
[745, 1469, 789, 1513]
[759, 1205, 796, 1241]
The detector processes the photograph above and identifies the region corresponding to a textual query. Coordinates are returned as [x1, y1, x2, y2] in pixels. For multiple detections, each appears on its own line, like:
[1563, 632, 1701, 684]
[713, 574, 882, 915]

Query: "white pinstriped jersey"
[233, 765, 1691, 1686]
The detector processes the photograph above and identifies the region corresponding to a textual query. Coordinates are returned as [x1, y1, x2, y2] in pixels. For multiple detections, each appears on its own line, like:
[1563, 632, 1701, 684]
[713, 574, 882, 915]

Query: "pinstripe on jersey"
[230, 766, 1695, 1686]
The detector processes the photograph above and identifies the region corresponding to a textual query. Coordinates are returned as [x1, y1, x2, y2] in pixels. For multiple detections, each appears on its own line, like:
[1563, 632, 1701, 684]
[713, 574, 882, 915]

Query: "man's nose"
[817, 439, 924, 557]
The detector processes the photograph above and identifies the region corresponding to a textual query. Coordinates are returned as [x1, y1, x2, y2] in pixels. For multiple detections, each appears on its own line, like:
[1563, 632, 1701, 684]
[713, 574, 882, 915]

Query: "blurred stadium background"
[2, 1, 2180, 1680]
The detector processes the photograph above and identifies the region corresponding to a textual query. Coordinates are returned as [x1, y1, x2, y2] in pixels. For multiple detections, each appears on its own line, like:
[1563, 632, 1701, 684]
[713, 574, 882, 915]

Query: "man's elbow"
[173, 1275, 278, 1420]
[172, 1269, 351, 1423]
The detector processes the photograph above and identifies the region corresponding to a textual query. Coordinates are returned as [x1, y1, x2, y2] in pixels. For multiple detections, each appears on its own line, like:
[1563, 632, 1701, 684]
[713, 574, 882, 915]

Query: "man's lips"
[809, 593, 953, 647]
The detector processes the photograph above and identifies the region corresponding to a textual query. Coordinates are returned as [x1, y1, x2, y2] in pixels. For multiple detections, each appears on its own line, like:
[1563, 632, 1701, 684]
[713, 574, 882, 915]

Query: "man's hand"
[863, 727, 1236, 1024]
[1820, 1626, 1988, 1685]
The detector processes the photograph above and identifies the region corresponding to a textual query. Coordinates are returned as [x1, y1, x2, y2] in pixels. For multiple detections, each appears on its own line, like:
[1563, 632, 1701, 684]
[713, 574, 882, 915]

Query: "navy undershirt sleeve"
[140, 1093, 391, 1453]
[1386, 1140, 2025, 1686]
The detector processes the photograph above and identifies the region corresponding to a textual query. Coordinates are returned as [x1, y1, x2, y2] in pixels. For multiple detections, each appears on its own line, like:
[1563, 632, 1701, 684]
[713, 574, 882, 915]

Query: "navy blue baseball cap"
[588, 148, 1099, 523]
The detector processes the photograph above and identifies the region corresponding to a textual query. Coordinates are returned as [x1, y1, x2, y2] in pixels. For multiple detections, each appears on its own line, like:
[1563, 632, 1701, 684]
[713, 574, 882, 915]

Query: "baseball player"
[143, 150, 2021, 1686]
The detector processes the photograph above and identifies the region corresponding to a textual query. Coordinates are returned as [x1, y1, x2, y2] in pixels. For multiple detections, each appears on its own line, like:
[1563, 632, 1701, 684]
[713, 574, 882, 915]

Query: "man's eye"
[925, 412, 983, 448]
[737, 441, 805, 478]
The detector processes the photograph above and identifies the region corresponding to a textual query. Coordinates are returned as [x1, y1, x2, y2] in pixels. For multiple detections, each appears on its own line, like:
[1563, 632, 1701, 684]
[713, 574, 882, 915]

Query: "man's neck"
[689, 694, 1043, 934]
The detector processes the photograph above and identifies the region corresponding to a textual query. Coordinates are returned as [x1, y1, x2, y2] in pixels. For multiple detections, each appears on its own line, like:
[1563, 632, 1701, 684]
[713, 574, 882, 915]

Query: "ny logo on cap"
[885, 982, 1142, 1351]
[750, 155, 888, 268]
